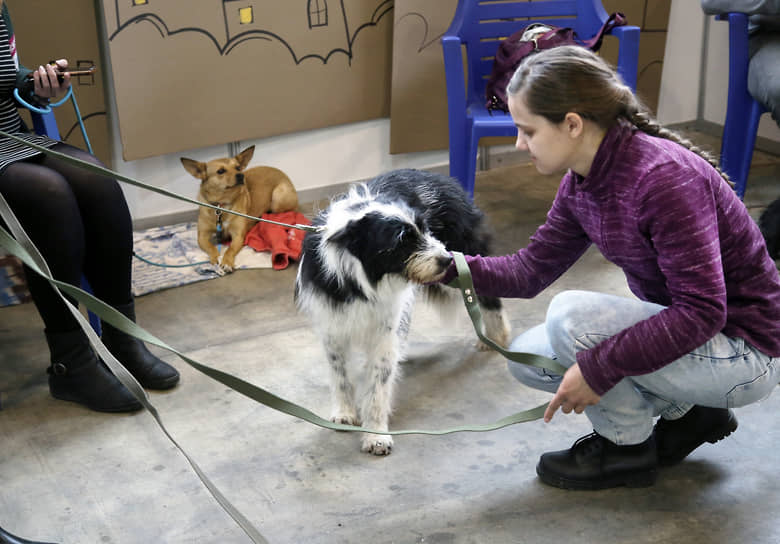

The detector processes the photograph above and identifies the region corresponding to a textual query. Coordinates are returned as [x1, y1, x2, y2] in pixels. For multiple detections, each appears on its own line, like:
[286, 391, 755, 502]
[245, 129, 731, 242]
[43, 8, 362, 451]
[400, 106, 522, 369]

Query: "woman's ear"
[564, 112, 584, 138]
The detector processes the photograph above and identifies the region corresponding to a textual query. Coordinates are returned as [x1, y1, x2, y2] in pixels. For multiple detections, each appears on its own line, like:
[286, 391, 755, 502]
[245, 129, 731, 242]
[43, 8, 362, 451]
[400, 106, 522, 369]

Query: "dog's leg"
[359, 334, 400, 456]
[220, 236, 244, 273]
[197, 231, 220, 265]
[476, 295, 510, 350]
[324, 337, 359, 426]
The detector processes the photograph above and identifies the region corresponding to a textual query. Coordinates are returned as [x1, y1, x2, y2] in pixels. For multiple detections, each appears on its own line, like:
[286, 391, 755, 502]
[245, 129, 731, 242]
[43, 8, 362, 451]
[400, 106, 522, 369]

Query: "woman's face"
[508, 94, 577, 176]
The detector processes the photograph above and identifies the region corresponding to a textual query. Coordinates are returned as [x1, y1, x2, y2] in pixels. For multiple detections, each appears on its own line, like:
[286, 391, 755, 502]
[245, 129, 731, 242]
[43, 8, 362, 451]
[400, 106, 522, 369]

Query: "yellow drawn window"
[133, 0, 147, 5]
[239, 7, 254, 24]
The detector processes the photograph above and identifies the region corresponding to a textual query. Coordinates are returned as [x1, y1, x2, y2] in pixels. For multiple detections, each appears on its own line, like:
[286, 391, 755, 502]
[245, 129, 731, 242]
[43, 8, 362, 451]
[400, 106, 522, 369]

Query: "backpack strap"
[579, 12, 627, 51]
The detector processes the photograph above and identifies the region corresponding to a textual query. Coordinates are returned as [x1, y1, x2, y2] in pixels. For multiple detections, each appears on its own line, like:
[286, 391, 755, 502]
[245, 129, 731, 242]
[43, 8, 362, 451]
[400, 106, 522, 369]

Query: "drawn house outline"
[109, 0, 392, 64]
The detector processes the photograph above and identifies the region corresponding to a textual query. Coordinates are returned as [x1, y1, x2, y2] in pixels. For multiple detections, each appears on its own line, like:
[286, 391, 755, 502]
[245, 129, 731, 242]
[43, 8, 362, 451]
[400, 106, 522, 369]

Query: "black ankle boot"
[45, 329, 142, 413]
[100, 301, 180, 390]
[536, 431, 658, 490]
[654, 405, 738, 467]
[0, 526, 58, 544]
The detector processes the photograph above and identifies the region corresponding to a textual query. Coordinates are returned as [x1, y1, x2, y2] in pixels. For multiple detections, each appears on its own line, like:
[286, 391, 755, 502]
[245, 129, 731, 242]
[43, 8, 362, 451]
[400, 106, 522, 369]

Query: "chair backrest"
[445, 0, 611, 106]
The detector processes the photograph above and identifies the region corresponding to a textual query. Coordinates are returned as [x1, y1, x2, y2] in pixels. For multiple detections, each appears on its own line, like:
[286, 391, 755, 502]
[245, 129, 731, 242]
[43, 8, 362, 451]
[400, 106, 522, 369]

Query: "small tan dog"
[181, 145, 298, 272]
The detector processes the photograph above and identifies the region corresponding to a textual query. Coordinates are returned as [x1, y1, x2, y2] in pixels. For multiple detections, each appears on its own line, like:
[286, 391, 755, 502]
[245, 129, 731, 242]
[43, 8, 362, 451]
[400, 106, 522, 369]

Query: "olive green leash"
[0, 134, 565, 543]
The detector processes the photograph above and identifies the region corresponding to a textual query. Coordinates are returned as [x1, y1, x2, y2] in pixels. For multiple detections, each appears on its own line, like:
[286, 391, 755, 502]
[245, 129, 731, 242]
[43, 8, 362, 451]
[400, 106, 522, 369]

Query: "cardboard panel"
[10, 0, 112, 167]
[636, 31, 667, 114]
[101, 0, 393, 161]
[598, 0, 670, 115]
[389, 0, 457, 154]
[644, 0, 672, 31]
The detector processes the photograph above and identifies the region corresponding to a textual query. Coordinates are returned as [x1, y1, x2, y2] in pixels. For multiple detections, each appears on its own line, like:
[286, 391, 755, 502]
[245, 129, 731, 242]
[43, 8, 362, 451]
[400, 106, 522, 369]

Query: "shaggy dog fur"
[294, 169, 510, 455]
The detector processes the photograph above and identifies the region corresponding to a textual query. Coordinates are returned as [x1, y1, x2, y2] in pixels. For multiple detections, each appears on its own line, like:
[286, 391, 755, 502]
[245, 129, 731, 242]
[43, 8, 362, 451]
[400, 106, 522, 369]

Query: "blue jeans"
[507, 290, 780, 445]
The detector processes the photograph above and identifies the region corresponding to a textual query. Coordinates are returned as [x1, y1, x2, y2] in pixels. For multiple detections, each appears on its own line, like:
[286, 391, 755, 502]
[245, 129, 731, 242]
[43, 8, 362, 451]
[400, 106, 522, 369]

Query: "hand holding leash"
[31, 59, 71, 99]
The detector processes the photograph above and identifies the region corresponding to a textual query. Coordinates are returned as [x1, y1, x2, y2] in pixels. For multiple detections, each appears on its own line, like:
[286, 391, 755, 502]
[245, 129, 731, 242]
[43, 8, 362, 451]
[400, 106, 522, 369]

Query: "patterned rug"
[0, 222, 276, 305]
[131, 222, 272, 296]
[0, 255, 31, 307]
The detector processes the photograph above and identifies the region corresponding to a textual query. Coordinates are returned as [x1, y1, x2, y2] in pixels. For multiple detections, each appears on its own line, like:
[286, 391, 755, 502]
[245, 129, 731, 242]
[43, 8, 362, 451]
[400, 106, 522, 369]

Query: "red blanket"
[244, 211, 311, 270]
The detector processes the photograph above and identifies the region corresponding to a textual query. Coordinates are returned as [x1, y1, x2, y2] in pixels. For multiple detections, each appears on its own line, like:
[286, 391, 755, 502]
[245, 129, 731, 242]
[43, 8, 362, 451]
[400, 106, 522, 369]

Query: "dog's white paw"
[218, 263, 234, 274]
[361, 434, 393, 456]
[330, 413, 359, 426]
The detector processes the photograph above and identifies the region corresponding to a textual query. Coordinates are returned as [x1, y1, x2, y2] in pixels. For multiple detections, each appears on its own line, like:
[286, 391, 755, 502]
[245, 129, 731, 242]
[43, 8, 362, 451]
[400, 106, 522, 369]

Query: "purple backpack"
[485, 12, 627, 113]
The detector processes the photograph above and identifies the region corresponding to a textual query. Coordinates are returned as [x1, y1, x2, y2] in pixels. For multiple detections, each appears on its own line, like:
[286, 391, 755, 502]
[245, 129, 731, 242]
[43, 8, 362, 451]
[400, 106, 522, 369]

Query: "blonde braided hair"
[507, 45, 732, 186]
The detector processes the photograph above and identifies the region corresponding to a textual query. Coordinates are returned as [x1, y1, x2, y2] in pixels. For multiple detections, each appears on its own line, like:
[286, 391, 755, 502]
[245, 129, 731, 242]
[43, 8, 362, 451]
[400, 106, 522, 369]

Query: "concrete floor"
[2, 130, 780, 544]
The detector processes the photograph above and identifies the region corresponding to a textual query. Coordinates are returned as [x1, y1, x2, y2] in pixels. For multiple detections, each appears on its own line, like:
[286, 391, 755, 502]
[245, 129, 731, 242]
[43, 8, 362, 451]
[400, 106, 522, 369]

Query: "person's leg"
[508, 290, 678, 443]
[505, 323, 560, 394]
[506, 290, 773, 489]
[39, 144, 179, 390]
[0, 158, 141, 412]
[0, 159, 85, 332]
[749, 31, 780, 125]
[40, 144, 133, 305]
[507, 291, 662, 489]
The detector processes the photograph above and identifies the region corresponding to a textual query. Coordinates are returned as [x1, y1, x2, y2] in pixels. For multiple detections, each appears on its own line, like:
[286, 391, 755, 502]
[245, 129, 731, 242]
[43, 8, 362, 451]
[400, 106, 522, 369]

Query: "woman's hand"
[32, 59, 71, 100]
[544, 363, 601, 422]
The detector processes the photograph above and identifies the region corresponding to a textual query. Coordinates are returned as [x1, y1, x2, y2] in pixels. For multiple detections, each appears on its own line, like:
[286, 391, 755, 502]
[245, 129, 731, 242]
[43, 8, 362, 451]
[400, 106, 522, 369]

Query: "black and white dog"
[295, 169, 510, 455]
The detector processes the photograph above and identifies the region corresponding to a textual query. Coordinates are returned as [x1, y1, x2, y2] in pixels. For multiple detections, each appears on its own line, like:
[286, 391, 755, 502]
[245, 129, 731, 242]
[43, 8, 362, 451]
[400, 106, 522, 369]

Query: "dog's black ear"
[328, 220, 358, 247]
[235, 145, 255, 171]
[180, 158, 206, 180]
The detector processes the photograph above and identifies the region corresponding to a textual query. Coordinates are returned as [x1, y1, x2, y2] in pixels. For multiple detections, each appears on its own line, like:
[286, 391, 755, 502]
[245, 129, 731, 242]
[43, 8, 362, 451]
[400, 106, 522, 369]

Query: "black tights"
[0, 143, 133, 333]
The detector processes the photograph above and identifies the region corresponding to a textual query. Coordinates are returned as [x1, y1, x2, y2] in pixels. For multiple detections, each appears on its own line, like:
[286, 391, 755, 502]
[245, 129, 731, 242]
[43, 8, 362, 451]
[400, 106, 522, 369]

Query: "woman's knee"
[545, 290, 594, 338]
[1, 163, 77, 218]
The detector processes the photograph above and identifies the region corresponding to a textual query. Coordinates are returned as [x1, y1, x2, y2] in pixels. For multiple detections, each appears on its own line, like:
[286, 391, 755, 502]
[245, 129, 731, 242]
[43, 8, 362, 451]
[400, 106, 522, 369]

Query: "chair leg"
[464, 128, 480, 198]
[721, 99, 765, 199]
[79, 276, 102, 336]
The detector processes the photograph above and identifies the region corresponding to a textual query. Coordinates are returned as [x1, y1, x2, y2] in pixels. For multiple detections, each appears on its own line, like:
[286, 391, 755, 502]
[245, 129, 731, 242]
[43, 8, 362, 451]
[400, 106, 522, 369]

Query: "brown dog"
[180, 145, 298, 272]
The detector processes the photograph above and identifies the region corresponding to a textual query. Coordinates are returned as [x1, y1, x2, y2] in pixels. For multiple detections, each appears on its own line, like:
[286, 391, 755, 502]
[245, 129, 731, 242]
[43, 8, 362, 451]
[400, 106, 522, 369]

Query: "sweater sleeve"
[577, 163, 729, 395]
[457, 176, 592, 298]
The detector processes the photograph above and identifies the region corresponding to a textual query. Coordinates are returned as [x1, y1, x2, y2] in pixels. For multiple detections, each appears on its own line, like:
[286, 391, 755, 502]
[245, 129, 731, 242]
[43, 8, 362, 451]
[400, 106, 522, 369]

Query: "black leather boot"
[100, 301, 180, 390]
[536, 431, 658, 490]
[0, 526, 58, 544]
[654, 405, 738, 467]
[46, 329, 142, 413]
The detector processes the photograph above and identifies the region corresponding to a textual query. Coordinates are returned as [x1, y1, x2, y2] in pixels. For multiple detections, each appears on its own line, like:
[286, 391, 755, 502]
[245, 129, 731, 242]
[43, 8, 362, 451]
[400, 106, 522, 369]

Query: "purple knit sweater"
[455, 121, 780, 395]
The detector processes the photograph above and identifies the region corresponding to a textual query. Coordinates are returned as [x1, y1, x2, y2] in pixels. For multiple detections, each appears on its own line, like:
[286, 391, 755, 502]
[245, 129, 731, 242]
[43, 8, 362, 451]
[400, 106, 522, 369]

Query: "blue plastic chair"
[441, 0, 640, 196]
[716, 12, 767, 200]
[29, 109, 102, 335]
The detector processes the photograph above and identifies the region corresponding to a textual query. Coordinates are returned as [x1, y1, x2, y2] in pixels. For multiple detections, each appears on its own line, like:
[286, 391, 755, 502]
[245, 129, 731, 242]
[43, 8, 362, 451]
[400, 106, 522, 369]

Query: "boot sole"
[50, 390, 143, 413]
[658, 410, 739, 467]
[138, 374, 180, 390]
[536, 464, 658, 490]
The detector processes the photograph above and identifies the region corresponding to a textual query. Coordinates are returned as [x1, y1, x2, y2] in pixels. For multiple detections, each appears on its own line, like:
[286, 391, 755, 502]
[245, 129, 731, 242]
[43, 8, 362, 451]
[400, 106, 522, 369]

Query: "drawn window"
[239, 6, 254, 24]
[308, 0, 328, 28]
[132, 0, 147, 5]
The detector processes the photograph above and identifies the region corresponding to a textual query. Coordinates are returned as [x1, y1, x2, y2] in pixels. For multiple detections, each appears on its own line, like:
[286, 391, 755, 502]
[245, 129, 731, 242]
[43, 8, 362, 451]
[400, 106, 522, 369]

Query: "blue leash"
[14, 86, 93, 154]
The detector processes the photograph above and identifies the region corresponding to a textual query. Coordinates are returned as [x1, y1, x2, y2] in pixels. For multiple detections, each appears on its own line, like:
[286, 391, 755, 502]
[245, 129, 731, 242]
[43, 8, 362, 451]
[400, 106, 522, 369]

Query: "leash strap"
[0, 137, 568, 541]
[0, 203, 560, 435]
[0, 128, 320, 234]
[0, 194, 269, 544]
[450, 251, 567, 375]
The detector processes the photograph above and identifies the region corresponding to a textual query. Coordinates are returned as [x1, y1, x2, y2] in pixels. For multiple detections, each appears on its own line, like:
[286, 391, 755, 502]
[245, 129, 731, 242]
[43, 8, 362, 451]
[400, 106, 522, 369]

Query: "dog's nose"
[437, 254, 453, 270]
[235, 173, 244, 185]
